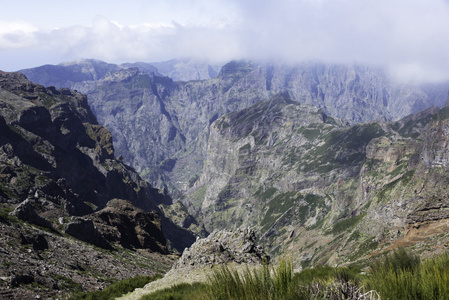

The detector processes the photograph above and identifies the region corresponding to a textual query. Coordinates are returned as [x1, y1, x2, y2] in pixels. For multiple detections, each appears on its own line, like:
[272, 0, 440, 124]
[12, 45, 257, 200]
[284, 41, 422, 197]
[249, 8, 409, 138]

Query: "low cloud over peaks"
[1, 0, 449, 82]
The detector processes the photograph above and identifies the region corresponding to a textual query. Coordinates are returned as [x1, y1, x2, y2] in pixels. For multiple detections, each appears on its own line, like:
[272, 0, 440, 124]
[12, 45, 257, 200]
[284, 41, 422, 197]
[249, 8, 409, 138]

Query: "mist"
[1, 0, 449, 83]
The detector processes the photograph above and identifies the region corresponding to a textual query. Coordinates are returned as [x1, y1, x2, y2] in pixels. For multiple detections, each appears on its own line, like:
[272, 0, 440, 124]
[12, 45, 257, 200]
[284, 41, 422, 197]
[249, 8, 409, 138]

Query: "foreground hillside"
[0, 71, 192, 298]
[121, 227, 449, 300]
[129, 250, 449, 300]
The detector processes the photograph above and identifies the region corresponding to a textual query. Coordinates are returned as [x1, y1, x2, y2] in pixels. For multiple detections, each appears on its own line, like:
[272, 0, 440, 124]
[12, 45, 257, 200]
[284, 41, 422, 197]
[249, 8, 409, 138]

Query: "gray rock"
[64, 217, 111, 249]
[10, 199, 52, 229]
[173, 228, 269, 269]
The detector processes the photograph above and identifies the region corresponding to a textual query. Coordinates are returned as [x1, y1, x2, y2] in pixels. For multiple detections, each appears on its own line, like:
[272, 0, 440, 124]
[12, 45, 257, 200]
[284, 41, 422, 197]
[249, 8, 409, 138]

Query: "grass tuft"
[365, 249, 449, 300]
[142, 250, 449, 300]
[206, 258, 296, 300]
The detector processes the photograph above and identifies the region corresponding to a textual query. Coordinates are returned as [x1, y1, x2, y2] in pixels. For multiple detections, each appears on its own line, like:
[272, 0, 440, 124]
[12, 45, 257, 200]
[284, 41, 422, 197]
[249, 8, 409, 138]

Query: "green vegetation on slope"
[143, 258, 364, 300]
[297, 122, 384, 173]
[260, 193, 325, 233]
[329, 213, 366, 236]
[142, 250, 449, 300]
[366, 249, 449, 300]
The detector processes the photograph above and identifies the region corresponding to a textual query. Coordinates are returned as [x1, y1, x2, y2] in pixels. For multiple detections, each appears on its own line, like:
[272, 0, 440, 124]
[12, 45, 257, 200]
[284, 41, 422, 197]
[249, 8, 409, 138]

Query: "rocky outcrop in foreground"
[119, 228, 269, 300]
[173, 228, 269, 269]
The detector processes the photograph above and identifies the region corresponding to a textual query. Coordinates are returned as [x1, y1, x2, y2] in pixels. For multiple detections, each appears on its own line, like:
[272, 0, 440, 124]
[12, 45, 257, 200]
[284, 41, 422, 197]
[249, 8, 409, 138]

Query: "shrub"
[365, 249, 449, 300]
[206, 258, 297, 300]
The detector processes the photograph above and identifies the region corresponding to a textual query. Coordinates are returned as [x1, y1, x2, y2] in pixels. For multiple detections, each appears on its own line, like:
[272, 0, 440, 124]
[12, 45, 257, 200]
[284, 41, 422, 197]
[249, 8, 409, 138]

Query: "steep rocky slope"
[19, 60, 449, 197]
[0, 213, 175, 299]
[0, 71, 194, 298]
[0, 70, 164, 213]
[189, 92, 449, 267]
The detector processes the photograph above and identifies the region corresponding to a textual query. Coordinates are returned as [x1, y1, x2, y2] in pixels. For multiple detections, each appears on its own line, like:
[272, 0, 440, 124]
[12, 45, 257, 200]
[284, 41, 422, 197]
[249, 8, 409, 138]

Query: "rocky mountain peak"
[217, 60, 257, 79]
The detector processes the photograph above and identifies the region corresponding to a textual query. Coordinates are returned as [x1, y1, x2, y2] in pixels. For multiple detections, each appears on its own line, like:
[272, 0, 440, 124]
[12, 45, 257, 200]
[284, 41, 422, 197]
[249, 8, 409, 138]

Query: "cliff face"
[19, 60, 449, 197]
[188, 92, 449, 266]
[188, 94, 384, 263]
[0, 71, 164, 213]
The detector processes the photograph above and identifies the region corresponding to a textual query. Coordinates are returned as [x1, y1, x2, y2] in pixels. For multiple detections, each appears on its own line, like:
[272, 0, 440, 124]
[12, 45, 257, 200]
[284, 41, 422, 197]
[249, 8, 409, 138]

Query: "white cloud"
[1, 0, 449, 82]
[230, 0, 449, 82]
[0, 21, 38, 50]
[0, 16, 239, 68]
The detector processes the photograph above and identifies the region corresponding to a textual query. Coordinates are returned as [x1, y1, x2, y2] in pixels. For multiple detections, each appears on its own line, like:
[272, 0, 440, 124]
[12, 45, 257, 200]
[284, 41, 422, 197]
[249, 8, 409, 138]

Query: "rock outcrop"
[173, 228, 269, 269]
[64, 217, 111, 249]
[10, 199, 52, 229]
[90, 199, 168, 253]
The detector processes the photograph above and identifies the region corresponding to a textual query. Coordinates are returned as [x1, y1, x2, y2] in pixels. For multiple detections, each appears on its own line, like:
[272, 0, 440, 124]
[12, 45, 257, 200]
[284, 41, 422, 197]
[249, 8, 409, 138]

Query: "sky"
[1, 0, 449, 83]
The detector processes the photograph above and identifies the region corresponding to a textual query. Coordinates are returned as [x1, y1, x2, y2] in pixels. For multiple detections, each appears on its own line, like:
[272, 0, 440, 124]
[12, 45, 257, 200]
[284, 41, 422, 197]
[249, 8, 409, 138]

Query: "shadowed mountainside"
[0, 71, 198, 298]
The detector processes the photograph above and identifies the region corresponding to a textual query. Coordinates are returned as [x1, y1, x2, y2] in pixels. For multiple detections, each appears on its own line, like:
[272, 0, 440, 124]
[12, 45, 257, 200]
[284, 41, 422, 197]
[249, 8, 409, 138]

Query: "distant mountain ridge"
[147, 58, 223, 81]
[19, 58, 222, 90]
[19, 59, 449, 196]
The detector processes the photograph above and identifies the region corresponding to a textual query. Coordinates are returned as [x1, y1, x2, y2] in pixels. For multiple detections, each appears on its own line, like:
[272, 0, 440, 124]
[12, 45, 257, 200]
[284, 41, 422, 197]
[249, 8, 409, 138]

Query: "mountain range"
[20, 59, 449, 196]
[2, 58, 449, 297]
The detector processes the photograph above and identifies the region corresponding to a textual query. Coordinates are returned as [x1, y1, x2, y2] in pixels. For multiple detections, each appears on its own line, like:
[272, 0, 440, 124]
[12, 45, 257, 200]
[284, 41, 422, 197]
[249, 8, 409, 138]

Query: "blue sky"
[1, 0, 449, 83]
